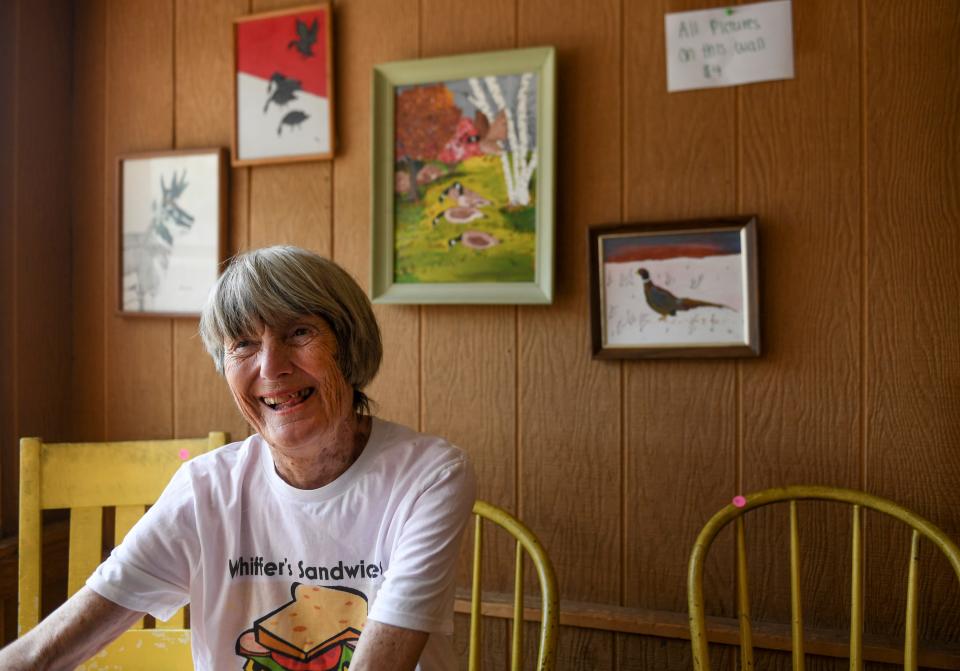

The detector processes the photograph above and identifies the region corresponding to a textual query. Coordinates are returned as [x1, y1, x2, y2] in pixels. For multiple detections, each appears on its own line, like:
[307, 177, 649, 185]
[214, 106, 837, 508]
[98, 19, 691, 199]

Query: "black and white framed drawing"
[117, 148, 227, 317]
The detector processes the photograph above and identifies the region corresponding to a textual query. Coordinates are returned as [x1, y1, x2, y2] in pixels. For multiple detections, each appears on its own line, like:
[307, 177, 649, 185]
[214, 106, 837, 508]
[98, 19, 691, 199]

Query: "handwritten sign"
[665, 0, 794, 92]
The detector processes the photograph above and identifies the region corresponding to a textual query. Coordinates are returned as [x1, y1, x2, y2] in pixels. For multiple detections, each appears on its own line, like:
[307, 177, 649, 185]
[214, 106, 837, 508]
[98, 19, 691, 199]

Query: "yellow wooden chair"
[18, 432, 228, 670]
[687, 485, 960, 671]
[466, 500, 559, 671]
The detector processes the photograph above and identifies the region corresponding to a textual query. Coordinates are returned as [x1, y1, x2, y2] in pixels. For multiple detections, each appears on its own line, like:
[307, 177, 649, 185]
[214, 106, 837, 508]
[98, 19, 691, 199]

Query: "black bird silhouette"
[287, 18, 318, 58]
[636, 268, 730, 319]
[264, 72, 302, 113]
[278, 110, 309, 136]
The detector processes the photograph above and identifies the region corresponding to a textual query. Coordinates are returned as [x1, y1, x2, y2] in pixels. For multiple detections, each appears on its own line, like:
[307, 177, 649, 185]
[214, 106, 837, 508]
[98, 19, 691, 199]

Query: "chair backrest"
[687, 485, 960, 671]
[467, 500, 559, 671]
[18, 432, 228, 670]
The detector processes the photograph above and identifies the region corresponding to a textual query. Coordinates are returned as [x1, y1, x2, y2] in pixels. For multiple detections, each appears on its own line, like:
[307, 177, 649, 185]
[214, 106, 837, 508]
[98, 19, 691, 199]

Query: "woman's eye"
[230, 339, 253, 351]
[292, 326, 311, 338]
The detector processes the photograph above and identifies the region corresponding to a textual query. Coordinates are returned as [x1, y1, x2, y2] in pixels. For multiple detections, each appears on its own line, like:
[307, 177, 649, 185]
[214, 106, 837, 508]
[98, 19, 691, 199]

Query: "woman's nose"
[259, 340, 293, 379]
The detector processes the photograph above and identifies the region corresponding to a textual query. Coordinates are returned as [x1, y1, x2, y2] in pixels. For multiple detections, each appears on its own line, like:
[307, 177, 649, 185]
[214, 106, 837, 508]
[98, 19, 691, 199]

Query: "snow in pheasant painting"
[234, 4, 333, 164]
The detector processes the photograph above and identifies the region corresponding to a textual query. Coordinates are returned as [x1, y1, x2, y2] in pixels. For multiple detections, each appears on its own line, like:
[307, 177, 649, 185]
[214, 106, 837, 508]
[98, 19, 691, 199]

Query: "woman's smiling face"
[223, 315, 354, 454]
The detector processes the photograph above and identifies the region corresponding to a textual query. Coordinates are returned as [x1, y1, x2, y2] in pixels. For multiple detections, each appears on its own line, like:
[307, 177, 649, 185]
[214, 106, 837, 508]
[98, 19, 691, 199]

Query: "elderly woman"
[1, 246, 476, 671]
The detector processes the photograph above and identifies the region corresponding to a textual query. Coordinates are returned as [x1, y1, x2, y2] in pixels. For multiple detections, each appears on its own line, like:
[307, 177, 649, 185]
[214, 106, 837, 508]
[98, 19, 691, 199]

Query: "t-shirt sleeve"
[85, 463, 198, 622]
[369, 454, 476, 634]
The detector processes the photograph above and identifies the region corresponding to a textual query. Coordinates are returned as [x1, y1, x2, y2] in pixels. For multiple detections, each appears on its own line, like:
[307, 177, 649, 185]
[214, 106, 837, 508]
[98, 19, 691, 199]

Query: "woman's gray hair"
[199, 246, 382, 414]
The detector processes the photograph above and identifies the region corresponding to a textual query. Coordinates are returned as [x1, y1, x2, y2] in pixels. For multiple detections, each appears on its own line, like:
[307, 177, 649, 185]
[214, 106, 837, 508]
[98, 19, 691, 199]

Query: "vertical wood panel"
[740, 0, 861, 639]
[419, 0, 518, 597]
[865, 0, 960, 644]
[518, 0, 622, 611]
[173, 327, 250, 441]
[422, 305, 515, 513]
[248, 0, 333, 275]
[429, 306, 517, 598]
[421, 0, 515, 56]
[71, 0, 108, 443]
[330, 0, 420, 428]
[0, 0, 18, 643]
[622, 0, 738, 621]
[230, 167, 252, 255]
[0, 0, 18, 543]
[174, 0, 251, 442]
[174, 0, 245, 150]
[515, 7, 619, 669]
[249, 163, 333, 253]
[2, 6, 75, 640]
[13, 0, 73, 515]
[224, 2, 252, 257]
[0, 0, 75, 643]
[104, 0, 176, 440]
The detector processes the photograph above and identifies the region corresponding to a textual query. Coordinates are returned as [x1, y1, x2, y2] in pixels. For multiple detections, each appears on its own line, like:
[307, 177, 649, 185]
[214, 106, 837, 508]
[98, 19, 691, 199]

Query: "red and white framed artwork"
[233, 3, 334, 166]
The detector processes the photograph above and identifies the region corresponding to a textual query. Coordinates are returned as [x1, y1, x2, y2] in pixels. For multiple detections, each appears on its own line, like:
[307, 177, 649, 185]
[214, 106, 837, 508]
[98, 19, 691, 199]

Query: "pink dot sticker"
[178, 449, 190, 461]
[732, 495, 747, 508]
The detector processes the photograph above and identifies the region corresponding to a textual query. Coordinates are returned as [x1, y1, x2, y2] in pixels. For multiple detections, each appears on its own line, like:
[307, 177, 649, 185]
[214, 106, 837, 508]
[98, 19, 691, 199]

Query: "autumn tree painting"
[392, 72, 540, 284]
[395, 84, 460, 202]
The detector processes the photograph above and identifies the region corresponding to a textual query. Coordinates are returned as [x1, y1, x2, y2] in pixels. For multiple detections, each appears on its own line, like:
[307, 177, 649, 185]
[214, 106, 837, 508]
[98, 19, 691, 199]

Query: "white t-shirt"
[87, 417, 476, 671]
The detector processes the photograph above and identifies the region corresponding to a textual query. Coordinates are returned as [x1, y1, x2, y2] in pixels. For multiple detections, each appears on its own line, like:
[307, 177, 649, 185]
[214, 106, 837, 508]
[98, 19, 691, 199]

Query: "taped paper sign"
[665, 0, 794, 92]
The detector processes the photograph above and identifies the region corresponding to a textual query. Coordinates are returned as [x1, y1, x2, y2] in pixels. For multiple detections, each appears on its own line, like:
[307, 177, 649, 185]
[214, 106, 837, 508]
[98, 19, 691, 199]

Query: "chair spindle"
[736, 517, 755, 671]
[158, 609, 187, 629]
[18, 437, 43, 635]
[67, 506, 103, 598]
[849, 505, 863, 671]
[469, 514, 483, 671]
[511, 540, 524, 671]
[789, 501, 805, 671]
[115, 505, 147, 629]
[904, 530, 920, 671]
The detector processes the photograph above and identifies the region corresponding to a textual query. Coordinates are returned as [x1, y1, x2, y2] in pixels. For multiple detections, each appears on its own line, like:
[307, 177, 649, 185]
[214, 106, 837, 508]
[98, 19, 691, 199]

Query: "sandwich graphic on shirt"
[235, 583, 368, 671]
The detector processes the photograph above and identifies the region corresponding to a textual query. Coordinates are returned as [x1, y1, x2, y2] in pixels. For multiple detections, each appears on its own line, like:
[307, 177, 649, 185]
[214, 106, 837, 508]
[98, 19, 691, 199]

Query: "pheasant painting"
[636, 268, 731, 319]
[598, 225, 752, 350]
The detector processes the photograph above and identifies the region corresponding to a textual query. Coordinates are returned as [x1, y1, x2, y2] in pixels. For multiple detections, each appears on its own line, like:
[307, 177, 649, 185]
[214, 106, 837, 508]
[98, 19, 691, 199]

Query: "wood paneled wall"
[0, 0, 74, 523]
[1, 0, 958, 666]
[0, 0, 74, 641]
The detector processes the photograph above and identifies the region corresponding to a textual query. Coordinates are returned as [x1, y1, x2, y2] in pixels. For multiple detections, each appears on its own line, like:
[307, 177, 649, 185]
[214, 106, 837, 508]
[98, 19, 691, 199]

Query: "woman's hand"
[0, 587, 144, 670]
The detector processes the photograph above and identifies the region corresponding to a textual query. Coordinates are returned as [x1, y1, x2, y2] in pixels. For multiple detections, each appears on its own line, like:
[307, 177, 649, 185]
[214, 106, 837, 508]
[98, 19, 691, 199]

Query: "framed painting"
[233, 3, 334, 166]
[371, 47, 556, 304]
[117, 148, 228, 317]
[588, 217, 760, 359]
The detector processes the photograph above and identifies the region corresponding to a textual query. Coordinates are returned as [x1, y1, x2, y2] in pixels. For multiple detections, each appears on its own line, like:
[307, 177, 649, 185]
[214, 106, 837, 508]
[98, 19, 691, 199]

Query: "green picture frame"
[371, 47, 556, 304]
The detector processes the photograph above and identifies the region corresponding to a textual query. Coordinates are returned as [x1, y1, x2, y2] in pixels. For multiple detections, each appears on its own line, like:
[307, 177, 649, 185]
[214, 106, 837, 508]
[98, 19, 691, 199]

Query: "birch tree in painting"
[467, 73, 537, 206]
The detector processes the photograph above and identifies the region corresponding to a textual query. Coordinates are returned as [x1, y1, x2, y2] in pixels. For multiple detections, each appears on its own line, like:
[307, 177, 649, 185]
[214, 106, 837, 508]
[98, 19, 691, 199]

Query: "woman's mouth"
[261, 387, 315, 411]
